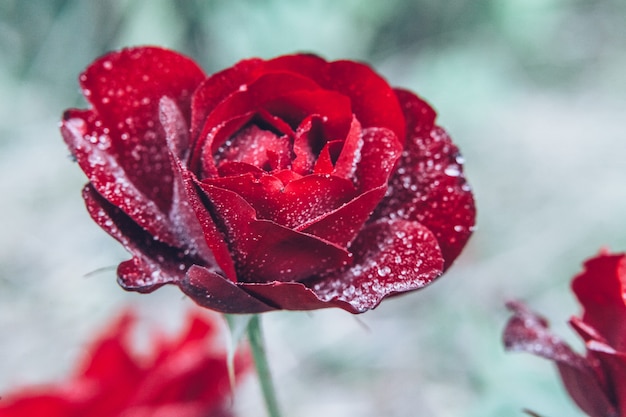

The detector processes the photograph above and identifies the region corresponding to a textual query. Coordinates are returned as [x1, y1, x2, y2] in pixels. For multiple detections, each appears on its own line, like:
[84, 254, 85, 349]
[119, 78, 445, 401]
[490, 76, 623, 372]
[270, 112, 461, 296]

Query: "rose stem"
[247, 314, 283, 417]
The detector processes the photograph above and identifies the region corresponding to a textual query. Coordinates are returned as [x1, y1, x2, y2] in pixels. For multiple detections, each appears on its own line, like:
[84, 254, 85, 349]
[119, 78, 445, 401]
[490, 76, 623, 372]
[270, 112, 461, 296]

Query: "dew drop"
[377, 266, 391, 277]
[444, 164, 461, 177]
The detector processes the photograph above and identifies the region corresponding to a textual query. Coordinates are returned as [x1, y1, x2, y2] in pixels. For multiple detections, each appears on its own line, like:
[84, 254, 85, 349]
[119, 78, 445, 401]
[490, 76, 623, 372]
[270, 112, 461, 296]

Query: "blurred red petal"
[504, 301, 617, 417]
[572, 253, 626, 350]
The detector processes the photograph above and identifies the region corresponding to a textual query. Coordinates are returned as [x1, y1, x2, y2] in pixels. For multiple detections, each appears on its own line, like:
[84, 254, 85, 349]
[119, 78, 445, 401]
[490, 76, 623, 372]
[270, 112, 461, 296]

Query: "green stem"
[247, 314, 282, 417]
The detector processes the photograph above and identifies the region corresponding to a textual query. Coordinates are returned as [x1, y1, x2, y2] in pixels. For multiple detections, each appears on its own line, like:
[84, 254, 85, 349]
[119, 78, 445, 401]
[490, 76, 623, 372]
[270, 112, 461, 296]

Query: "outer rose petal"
[82, 185, 194, 292]
[63, 46, 205, 214]
[571, 253, 626, 351]
[243, 219, 444, 313]
[179, 265, 275, 314]
[372, 89, 476, 269]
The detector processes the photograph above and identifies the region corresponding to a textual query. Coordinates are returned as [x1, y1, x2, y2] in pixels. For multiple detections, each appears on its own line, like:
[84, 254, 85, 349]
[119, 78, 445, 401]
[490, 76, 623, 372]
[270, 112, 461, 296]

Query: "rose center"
[214, 124, 293, 172]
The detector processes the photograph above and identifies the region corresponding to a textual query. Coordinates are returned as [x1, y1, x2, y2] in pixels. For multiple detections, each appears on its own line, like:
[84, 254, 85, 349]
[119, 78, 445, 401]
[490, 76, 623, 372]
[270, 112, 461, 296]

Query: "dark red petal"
[190, 58, 264, 138]
[82, 185, 192, 292]
[353, 127, 403, 192]
[159, 97, 224, 265]
[162, 142, 238, 282]
[203, 173, 357, 228]
[311, 219, 444, 312]
[503, 301, 616, 417]
[264, 54, 406, 141]
[195, 72, 320, 151]
[198, 184, 352, 283]
[263, 89, 352, 138]
[240, 281, 354, 312]
[313, 140, 342, 175]
[245, 219, 443, 313]
[179, 265, 275, 314]
[263, 54, 329, 83]
[298, 186, 387, 247]
[587, 343, 626, 415]
[331, 117, 363, 179]
[372, 90, 475, 269]
[196, 113, 254, 178]
[292, 115, 324, 174]
[295, 127, 402, 246]
[326, 60, 405, 141]
[62, 111, 181, 249]
[66, 46, 205, 214]
[571, 253, 626, 350]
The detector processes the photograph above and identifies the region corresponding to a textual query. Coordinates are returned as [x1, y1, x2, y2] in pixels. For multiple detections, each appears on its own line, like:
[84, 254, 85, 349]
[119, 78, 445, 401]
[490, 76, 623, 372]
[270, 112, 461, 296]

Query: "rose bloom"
[504, 252, 626, 417]
[0, 310, 247, 417]
[61, 47, 475, 314]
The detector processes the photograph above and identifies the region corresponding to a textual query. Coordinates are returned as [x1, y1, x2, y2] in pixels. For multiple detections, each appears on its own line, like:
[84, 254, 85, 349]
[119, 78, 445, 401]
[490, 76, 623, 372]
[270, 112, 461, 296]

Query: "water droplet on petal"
[444, 164, 461, 177]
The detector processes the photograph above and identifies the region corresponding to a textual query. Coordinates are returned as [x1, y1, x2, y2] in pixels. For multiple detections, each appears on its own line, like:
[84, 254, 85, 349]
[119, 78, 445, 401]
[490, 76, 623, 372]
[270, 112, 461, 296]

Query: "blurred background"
[1, 0, 625, 416]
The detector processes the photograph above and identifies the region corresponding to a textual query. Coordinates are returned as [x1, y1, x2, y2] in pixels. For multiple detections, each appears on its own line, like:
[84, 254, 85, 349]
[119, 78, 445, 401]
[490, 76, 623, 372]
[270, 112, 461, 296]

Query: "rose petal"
[503, 301, 616, 417]
[198, 184, 352, 282]
[264, 54, 406, 141]
[82, 185, 196, 292]
[190, 58, 264, 138]
[353, 127, 404, 191]
[179, 265, 275, 314]
[65, 46, 205, 213]
[263, 89, 352, 138]
[372, 90, 475, 268]
[245, 219, 444, 313]
[203, 173, 357, 228]
[332, 117, 363, 179]
[587, 343, 626, 415]
[62, 111, 181, 248]
[298, 186, 387, 247]
[167, 157, 238, 282]
[571, 253, 626, 350]
[292, 115, 324, 174]
[194, 72, 320, 151]
[79, 312, 140, 380]
[240, 281, 354, 312]
[294, 127, 402, 246]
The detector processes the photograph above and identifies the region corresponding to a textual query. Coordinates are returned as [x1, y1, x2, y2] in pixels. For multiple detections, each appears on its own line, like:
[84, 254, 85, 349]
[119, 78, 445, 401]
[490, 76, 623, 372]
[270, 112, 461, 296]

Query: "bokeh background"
[1, 1, 625, 416]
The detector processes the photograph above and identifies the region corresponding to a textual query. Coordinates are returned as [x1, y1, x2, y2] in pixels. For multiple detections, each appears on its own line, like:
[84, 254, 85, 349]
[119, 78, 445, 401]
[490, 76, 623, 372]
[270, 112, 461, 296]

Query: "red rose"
[504, 252, 626, 417]
[62, 47, 475, 314]
[0, 310, 248, 417]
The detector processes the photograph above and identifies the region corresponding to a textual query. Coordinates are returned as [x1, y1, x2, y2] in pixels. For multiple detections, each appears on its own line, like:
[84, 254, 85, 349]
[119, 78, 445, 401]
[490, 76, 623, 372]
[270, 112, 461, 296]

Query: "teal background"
[1, 1, 626, 416]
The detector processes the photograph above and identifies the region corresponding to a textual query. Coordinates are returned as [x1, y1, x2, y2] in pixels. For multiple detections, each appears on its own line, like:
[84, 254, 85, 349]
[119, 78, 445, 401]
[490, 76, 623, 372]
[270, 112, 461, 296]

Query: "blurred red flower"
[61, 47, 475, 314]
[0, 310, 247, 417]
[504, 251, 626, 417]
